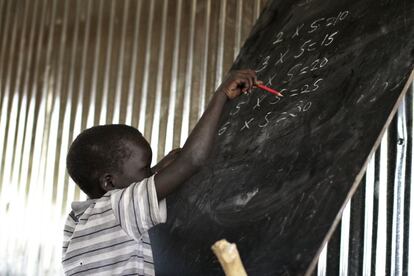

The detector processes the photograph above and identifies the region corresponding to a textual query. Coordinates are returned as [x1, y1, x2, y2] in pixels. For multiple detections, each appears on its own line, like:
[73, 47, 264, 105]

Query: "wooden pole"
[212, 239, 248, 276]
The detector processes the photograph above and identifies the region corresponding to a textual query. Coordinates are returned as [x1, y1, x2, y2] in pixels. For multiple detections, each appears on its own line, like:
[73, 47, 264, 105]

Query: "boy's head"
[66, 124, 152, 199]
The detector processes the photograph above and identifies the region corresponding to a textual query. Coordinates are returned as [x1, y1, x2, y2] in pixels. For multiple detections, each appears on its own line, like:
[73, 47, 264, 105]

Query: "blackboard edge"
[304, 69, 414, 276]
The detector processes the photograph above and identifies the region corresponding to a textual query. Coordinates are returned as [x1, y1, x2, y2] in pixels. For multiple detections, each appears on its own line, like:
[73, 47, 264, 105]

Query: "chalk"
[255, 83, 283, 97]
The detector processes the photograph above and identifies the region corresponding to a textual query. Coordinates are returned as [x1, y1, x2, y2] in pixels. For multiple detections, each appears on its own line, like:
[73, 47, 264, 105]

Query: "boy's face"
[112, 138, 152, 189]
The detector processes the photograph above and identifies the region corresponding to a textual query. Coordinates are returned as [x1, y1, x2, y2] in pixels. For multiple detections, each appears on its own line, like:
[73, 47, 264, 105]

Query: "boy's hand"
[217, 69, 259, 99]
[151, 148, 181, 174]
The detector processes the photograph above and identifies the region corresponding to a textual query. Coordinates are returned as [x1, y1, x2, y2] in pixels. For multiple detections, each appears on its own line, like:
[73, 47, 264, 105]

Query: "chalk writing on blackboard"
[218, 10, 350, 137]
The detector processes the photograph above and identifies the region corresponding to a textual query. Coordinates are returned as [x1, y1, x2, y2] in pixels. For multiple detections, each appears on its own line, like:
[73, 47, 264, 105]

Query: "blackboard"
[151, 0, 414, 275]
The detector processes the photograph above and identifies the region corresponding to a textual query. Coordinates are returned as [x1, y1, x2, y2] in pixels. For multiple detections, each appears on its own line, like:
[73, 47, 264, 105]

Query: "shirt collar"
[71, 198, 97, 217]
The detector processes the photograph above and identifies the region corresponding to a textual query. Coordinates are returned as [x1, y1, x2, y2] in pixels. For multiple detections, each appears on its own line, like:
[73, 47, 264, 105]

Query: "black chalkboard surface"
[151, 0, 414, 275]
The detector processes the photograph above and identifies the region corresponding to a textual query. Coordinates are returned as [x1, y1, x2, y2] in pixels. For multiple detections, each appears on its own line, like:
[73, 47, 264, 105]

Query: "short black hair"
[66, 124, 142, 197]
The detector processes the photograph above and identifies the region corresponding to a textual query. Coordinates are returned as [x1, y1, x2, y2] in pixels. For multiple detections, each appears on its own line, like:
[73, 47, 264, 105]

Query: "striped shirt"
[62, 175, 166, 276]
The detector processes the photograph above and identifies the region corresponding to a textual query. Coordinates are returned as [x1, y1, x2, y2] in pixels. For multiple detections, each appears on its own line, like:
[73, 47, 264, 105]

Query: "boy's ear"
[100, 173, 116, 192]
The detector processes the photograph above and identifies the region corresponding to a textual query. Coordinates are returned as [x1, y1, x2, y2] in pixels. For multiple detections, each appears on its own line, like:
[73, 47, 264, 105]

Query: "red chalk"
[255, 83, 283, 97]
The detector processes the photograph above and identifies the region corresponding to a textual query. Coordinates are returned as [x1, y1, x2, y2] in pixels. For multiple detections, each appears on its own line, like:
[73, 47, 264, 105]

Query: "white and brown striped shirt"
[62, 175, 166, 276]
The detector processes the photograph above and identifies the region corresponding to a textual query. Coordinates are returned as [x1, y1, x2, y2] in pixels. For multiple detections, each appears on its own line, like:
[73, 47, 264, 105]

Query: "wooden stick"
[211, 239, 248, 276]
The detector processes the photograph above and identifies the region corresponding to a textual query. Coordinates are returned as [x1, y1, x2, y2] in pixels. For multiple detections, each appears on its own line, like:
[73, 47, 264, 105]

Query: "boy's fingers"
[246, 70, 257, 89]
[222, 69, 258, 97]
[252, 73, 258, 86]
[248, 69, 257, 79]
[251, 76, 256, 88]
[241, 73, 254, 89]
[238, 73, 253, 89]
[236, 77, 251, 90]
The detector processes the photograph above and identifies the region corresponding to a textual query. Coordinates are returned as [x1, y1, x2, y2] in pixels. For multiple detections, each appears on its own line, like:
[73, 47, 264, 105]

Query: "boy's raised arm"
[154, 69, 257, 200]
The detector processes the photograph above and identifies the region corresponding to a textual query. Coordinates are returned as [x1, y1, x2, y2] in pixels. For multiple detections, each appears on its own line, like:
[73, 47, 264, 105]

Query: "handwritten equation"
[219, 10, 350, 136]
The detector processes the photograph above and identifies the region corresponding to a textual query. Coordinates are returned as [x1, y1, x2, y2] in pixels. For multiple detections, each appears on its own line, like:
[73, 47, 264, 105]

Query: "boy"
[62, 69, 258, 275]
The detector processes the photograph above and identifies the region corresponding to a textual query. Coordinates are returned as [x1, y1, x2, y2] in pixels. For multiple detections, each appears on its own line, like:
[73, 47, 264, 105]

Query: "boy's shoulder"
[66, 176, 157, 225]
[68, 193, 112, 223]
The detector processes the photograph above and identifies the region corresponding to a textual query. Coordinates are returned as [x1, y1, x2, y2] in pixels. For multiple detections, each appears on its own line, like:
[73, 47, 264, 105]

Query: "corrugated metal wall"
[316, 88, 414, 276]
[0, 0, 412, 275]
